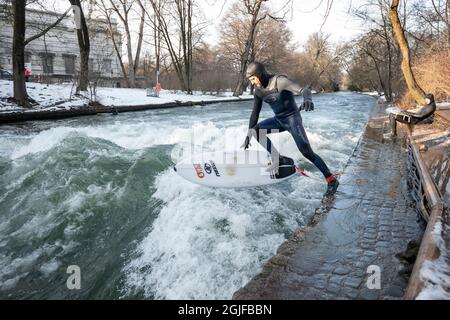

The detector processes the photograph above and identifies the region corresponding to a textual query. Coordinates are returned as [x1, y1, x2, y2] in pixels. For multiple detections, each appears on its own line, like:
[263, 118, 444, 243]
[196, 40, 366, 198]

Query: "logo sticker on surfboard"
[193, 164, 205, 179]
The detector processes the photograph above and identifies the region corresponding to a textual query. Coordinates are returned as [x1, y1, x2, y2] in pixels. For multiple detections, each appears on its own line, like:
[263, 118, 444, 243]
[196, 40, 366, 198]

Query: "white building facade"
[0, 5, 123, 87]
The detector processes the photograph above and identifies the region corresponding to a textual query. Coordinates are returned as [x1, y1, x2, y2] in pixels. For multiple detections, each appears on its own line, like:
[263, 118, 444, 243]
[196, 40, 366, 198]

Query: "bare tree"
[152, 0, 161, 85]
[352, 0, 398, 101]
[175, 0, 193, 93]
[231, 0, 296, 96]
[218, 3, 292, 74]
[69, 0, 90, 92]
[429, 0, 449, 51]
[103, 0, 145, 88]
[232, 0, 289, 96]
[147, 0, 196, 93]
[193, 42, 235, 94]
[290, 32, 345, 92]
[389, 0, 426, 105]
[97, 0, 130, 87]
[345, 44, 384, 93]
[12, 0, 29, 107]
[9, 0, 70, 107]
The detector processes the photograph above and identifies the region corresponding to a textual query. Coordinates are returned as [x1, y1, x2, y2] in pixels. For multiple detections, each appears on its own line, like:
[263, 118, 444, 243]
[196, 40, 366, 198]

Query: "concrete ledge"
[0, 97, 253, 124]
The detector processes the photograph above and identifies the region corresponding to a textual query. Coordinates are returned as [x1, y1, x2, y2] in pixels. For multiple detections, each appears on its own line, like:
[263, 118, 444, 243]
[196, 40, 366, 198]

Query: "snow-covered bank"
[360, 91, 382, 97]
[0, 80, 252, 113]
[416, 220, 450, 300]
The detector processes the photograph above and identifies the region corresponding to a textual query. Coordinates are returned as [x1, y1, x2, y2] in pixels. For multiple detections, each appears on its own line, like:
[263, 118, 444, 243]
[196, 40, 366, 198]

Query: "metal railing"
[407, 143, 429, 221]
[429, 154, 450, 196]
[404, 133, 445, 299]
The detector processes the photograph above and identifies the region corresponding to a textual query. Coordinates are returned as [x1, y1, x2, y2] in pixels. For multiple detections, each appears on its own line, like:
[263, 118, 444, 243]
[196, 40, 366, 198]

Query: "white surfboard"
[173, 150, 298, 188]
[386, 106, 403, 115]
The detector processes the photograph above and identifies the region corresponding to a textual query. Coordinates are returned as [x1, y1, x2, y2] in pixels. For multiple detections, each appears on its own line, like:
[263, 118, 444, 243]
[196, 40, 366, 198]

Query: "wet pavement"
[233, 100, 426, 300]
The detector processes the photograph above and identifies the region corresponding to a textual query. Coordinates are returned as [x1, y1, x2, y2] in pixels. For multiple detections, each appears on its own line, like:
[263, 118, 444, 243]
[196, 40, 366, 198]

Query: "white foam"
[11, 126, 76, 159]
[40, 259, 61, 276]
[0, 248, 43, 289]
[123, 167, 308, 299]
[120, 105, 369, 299]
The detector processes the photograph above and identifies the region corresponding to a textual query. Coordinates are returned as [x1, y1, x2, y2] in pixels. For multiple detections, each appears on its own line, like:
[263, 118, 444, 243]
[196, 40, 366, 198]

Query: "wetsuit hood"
[246, 62, 271, 87]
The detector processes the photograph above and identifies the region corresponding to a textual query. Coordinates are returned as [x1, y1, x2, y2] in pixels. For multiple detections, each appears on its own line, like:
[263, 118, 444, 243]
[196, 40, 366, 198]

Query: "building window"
[103, 59, 112, 73]
[40, 53, 54, 74]
[63, 54, 76, 74]
[24, 52, 31, 64]
[89, 58, 95, 72]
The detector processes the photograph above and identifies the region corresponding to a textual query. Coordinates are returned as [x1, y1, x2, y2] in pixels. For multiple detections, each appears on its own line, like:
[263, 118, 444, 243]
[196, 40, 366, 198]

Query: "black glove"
[241, 136, 251, 149]
[240, 129, 253, 149]
[299, 87, 314, 112]
[299, 99, 314, 112]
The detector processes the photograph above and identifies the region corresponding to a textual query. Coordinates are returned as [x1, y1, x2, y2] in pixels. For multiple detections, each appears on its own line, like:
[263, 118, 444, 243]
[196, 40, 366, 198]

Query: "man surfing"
[241, 61, 339, 197]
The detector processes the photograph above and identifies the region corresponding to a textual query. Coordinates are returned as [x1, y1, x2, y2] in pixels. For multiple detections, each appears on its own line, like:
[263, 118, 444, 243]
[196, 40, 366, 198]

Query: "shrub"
[399, 52, 450, 109]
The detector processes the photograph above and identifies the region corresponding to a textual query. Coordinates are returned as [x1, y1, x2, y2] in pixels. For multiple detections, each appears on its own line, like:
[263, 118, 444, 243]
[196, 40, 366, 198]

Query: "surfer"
[241, 61, 339, 197]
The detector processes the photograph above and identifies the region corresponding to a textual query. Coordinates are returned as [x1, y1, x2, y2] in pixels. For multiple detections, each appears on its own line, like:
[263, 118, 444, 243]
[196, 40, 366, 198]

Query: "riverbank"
[0, 80, 253, 123]
[0, 97, 254, 123]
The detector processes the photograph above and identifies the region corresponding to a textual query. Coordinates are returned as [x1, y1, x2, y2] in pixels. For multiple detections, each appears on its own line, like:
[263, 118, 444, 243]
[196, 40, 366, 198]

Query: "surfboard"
[173, 150, 298, 188]
[386, 106, 403, 115]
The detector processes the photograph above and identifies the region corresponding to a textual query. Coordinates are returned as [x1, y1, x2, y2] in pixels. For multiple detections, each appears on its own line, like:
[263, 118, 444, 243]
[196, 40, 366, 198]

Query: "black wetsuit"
[249, 74, 333, 179]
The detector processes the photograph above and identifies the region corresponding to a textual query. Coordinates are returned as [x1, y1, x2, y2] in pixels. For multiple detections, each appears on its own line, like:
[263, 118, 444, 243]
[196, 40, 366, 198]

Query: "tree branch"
[24, 7, 71, 46]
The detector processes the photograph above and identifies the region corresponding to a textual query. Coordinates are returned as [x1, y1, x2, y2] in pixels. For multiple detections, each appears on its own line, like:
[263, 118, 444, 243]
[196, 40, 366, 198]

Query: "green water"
[0, 92, 375, 299]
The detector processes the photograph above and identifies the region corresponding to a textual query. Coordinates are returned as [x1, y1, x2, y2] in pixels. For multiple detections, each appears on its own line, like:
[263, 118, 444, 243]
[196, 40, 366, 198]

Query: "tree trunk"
[70, 0, 90, 92]
[187, 0, 193, 94]
[12, 0, 30, 107]
[366, 51, 388, 99]
[123, 14, 135, 87]
[378, 0, 393, 102]
[389, 0, 426, 105]
[447, 0, 450, 53]
[175, 0, 192, 94]
[177, 0, 188, 92]
[133, 0, 146, 84]
[233, 1, 264, 97]
[150, 0, 187, 91]
[153, 8, 161, 82]
[386, 39, 393, 102]
[102, 4, 130, 87]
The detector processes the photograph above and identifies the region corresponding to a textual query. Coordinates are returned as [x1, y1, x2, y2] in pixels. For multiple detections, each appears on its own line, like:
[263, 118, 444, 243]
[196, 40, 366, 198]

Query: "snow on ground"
[0, 80, 251, 113]
[360, 91, 382, 97]
[0, 80, 76, 112]
[416, 220, 450, 300]
[96, 86, 250, 106]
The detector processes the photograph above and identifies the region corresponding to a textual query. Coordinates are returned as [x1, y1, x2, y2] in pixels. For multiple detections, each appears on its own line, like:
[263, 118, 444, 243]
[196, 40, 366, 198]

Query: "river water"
[0, 92, 375, 299]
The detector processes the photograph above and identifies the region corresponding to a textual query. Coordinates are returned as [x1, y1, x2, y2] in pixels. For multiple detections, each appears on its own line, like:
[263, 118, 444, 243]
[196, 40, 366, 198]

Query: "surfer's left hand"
[241, 136, 251, 149]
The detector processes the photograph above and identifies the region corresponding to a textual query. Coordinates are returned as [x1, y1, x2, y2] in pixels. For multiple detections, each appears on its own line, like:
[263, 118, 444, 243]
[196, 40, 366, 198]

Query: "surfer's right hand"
[299, 87, 314, 112]
[241, 135, 251, 149]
